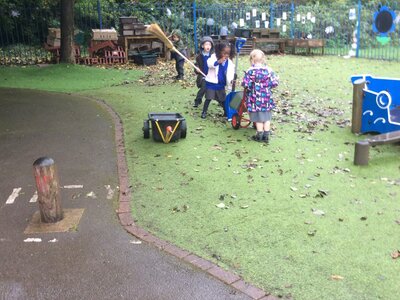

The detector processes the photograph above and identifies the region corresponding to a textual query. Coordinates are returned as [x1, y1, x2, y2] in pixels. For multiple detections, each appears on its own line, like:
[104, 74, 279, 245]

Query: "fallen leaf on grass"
[240, 205, 249, 209]
[211, 145, 223, 151]
[312, 208, 325, 216]
[290, 186, 298, 192]
[172, 205, 189, 213]
[307, 229, 317, 236]
[331, 275, 344, 280]
[216, 203, 227, 209]
[395, 219, 400, 225]
[360, 216, 368, 221]
[315, 189, 328, 198]
[390, 250, 400, 259]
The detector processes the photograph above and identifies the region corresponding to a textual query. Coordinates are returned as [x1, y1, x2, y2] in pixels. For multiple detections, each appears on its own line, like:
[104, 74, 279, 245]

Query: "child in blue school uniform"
[193, 36, 214, 107]
[201, 42, 235, 119]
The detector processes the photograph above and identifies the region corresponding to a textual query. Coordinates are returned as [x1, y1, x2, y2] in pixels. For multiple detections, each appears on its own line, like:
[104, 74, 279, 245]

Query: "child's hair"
[215, 41, 236, 60]
[249, 49, 265, 65]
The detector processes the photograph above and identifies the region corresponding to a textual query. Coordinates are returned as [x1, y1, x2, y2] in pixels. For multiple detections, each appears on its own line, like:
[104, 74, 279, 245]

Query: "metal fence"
[0, 0, 399, 64]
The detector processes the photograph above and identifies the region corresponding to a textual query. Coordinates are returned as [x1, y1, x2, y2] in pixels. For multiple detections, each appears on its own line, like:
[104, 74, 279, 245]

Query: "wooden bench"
[286, 39, 325, 55]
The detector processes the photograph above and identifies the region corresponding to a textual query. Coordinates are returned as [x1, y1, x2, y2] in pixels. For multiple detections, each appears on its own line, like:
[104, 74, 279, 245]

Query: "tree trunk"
[60, 0, 75, 63]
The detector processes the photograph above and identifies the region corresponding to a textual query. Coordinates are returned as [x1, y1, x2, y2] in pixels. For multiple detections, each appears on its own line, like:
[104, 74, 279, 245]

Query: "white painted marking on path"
[130, 240, 142, 245]
[63, 185, 84, 189]
[85, 191, 97, 199]
[105, 185, 115, 200]
[5, 188, 22, 204]
[24, 238, 42, 243]
[48, 238, 58, 243]
[29, 191, 38, 203]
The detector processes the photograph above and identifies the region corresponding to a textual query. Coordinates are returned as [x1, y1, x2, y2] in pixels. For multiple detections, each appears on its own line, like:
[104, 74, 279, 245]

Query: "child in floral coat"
[242, 49, 279, 143]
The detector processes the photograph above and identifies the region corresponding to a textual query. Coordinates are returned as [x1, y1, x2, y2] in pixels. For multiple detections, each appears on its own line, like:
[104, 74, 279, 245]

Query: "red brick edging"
[96, 99, 277, 300]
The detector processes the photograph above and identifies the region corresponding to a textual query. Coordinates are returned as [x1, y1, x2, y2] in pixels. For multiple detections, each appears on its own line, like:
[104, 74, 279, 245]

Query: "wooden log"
[354, 140, 370, 166]
[33, 157, 64, 223]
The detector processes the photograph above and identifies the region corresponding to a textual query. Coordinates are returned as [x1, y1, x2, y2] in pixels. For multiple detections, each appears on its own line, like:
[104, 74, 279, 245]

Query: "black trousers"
[194, 76, 206, 105]
[172, 50, 186, 77]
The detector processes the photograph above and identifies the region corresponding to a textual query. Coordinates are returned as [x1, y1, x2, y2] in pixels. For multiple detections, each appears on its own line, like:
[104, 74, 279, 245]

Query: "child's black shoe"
[262, 131, 270, 143]
[201, 112, 207, 119]
[251, 131, 264, 142]
[193, 100, 202, 108]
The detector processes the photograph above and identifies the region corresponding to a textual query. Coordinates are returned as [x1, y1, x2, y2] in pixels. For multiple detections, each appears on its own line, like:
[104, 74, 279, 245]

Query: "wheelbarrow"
[143, 113, 187, 143]
[225, 37, 247, 121]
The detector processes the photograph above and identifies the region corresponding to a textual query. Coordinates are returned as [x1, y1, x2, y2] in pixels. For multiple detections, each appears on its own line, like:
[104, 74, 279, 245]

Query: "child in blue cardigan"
[201, 42, 235, 119]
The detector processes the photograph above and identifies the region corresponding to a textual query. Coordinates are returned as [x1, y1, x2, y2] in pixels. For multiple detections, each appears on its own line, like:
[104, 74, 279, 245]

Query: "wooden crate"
[253, 28, 280, 38]
[48, 28, 61, 39]
[92, 29, 118, 41]
[47, 36, 60, 47]
[134, 29, 151, 36]
[120, 16, 138, 24]
[123, 30, 134, 36]
[122, 24, 135, 30]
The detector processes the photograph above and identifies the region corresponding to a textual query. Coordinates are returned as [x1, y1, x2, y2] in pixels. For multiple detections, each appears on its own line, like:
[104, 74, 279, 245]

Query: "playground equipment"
[351, 75, 400, 165]
[351, 75, 400, 134]
[143, 113, 187, 143]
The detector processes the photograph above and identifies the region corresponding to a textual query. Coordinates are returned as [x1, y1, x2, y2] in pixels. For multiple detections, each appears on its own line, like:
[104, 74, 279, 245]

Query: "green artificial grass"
[0, 64, 140, 92]
[1, 56, 400, 300]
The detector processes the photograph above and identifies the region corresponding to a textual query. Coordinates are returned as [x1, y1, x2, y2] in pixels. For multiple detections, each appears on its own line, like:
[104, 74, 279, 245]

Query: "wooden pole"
[351, 78, 365, 134]
[33, 157, 64, 223]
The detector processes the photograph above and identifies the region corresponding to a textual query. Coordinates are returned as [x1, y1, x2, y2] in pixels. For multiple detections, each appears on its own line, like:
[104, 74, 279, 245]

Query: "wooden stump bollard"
[354, 140, 370, 166]
[33, 157, 64, 223]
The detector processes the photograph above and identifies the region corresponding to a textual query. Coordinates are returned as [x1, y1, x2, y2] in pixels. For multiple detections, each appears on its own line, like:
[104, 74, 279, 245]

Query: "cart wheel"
[143, 120, 150, 139]
[231, 114, 241, 130]
[180, 120, 187, 138]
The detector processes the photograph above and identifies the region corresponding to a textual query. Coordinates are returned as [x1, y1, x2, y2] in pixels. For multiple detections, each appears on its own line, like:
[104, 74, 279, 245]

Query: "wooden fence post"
[33, 157, 64, 223]
[351, 78, 365, 134]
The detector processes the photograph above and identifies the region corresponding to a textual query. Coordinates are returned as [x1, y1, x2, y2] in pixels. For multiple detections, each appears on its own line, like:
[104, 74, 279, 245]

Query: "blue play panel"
[351, 74, 400, 134]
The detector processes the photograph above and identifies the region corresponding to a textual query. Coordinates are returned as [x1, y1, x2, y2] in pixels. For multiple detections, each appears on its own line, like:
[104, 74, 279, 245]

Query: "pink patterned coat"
[241, 66, 279, 112]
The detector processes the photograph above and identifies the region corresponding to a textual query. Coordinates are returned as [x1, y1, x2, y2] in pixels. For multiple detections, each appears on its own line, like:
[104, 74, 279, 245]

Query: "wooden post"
[352, 78, 365, 133]
[33, 157, 64, 223]
[354, 140, 369, 166]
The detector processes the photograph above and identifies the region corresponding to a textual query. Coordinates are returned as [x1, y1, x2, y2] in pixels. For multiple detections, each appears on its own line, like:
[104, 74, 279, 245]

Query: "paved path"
[0, 88, 252, 300]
